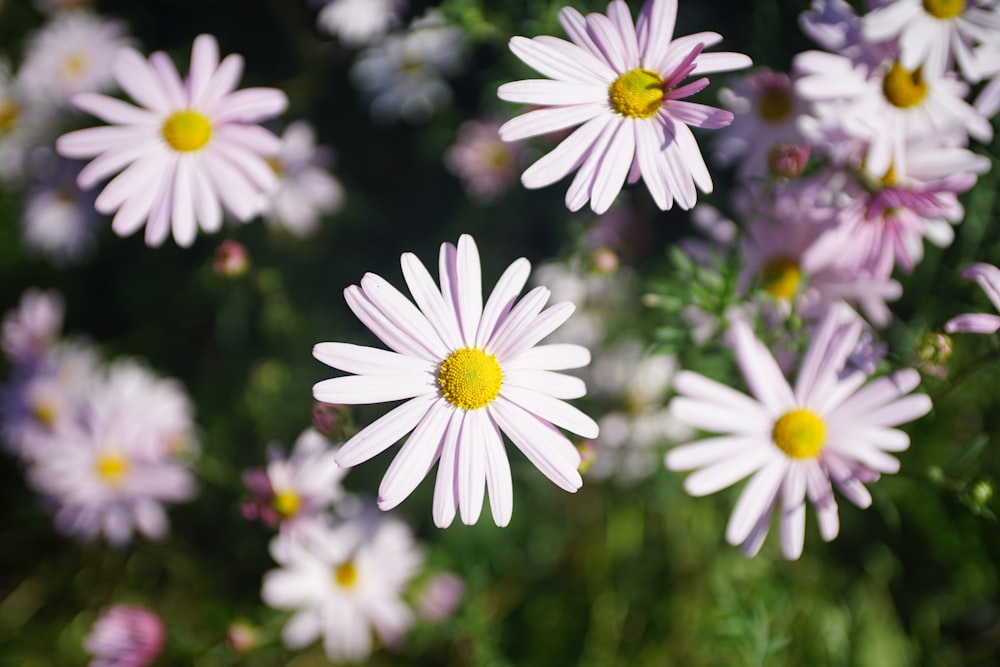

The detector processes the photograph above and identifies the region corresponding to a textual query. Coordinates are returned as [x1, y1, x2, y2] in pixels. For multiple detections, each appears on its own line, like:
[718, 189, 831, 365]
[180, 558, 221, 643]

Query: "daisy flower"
[312, 234, 598, 527]
[56, 34, 288, 247]
[16, 10, 130, 109]
[261, 507, 423, 662]
[0, 61, 49, 187]
[84, 604, 165, 667]
[497, 0, 751, 214]
[444, 117, 523, 203]
[945, 263, 1000, 333]
[665, 306, 933, 559]
[317, 0, 406, 47]
[861, 0, 1000, 82]
[2, 288, 64, 367]
[22, 158, 99, 265]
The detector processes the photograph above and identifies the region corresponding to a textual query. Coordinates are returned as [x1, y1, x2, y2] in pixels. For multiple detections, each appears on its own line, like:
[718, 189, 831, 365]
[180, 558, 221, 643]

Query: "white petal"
[335, 394, 437, 467]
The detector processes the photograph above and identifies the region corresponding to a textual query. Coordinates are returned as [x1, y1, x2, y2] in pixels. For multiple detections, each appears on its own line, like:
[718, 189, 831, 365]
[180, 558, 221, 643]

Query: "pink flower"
[945, 263, 1000, 334]
[497, 0, 751, 213]
[84, 604, 165, 667]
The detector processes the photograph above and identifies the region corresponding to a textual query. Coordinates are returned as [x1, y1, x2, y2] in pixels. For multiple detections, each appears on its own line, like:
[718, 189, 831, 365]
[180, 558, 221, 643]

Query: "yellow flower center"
[772, 408, 826, 459]
[272, 490, 301, 518]
[266, 157, 284, 177]
[334, 561, 358, 588]
[32, 400, 56, 427]
[608, 68, 665, 119]
[161, 110, 212, 152]
[437, 348, 504, 410]
[96, 452, 130, 486]
[923, 0, 964, 19]
[62, 52, 89, 79]
[757, 86, 794, 123]
[760, 257, 802, 300]
[882, 62, 928, 109]
[0, 99, 20, 135]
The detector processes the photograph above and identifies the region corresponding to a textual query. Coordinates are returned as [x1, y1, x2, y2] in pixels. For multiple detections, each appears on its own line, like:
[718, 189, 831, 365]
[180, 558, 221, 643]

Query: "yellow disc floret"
[437, 347, 503, 410]
[0, 99, 20, 135]
[923, 0, 964, 19]
[760, 257, 802, 301]
[772, 408, 826, 459]
[272, 490, 301, 519]
[162, 110, 212, 152]
[334, 561, 358, 588]
[757, 86, 794, 123]
[882, 62, 928, 109]
[96, 452, 130, 487]
[609, 68, 665, 119]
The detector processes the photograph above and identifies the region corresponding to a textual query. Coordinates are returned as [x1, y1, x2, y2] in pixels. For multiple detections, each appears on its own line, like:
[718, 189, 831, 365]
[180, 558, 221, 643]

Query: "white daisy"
[317, 0, 406, 47]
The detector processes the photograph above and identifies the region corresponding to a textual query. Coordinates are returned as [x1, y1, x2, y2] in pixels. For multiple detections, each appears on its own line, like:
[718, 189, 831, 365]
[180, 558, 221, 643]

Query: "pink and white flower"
[312, 234, 598, 527]
[85, 604, 165, 667]
[666, 306, 932, 559]
[2, 288, 64, 367]
[317, 0, 406, 47]
[497, 0, 751, 213]
[444, 117, 523, 203]
[56, 34, 288, 247]
[945, 263, 1000, 334]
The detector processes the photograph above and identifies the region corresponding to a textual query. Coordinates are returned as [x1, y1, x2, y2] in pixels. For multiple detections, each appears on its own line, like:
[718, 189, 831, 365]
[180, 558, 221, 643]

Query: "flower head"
[666, 306, 932, 559]
[317, 0, 406, 47]
[85, 604, 165, 667]
[56, 34, 288, 247]
[312, 234, 598, 527]
[945, 263, 1000, 334]
[497, 0, 751, 213]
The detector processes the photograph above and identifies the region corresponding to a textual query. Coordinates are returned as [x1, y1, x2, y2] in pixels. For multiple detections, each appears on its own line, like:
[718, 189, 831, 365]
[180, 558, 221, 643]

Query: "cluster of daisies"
[0, 289, 198, 546]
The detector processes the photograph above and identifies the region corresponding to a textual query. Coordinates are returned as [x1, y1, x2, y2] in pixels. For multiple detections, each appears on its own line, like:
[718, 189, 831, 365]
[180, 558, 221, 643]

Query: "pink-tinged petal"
[795, 307, 862, 407]
[607, 0, 640, 66]
[659, 119, 697, 208]
[475, 258, 531, 349]
[558, 6, 606, 60]
[433, 409, 463, 528]
[847, 394, 932, 429]
[401, 252, 462, 350]
[57, 126, 154, 159]
[343, 284, 436, 361]
[107, 161, 161, 237]
[505, 343, 590, 371]
[313, 342, 435, 376]
[565, 115, 623, 212]
[198, 53, 245, 111]
[112, 47, 171, 112]
[835, 425, 910, 452]
[671, 121, 713, 195]
[438, 241, 460, 335]
[500, 103, 606, 142]
[492, 301, 575, 361]
[739, 495, 777, 557]
[683, 444, 777, 497]
[497, 79, 608, 106]
[143, 164, 175, 247]
[665, 435, 768, 471]
[377, 400, 450, 510]
[655, 32, 722, 74]
[673, 370, 763, 415]
[72, 93, 159, 126]
[96, 150, 165, 214]
[490, 398, 582, 492]
[779, 464, 807, 560]
[187, 33, 220, 108]
[794, 53, 867, 99]
[519, 113, 614, 189]
[187, 160, 223, 233]
[828, 438, 900, 473]
[804, 461, 839, 542]
[335, 393, 437, 467]
[171, 157, 197, 247]
[212, 88, 288, 123]
[280, 611, 322, 649]
[455, 235, 484, 347]
[590, 117, 635, 214]
[481, 414, 513, 527]
[974, 76, 1000, 117]
[690, 52, 753, 75]
[945, 313, 1000, 334]
[667, 76, 709, 100]
[149, 51, 186, 109]
[500, 384, 598, 438]
[669, 396, 771, 436]
[362, 273, 449, 360]
[312, 373, 434, 405]
[665, 100, 733, 129]
[860, 0, 919, 42]
[729, 318, 795, 415]
[634, 117, 671, 209]
[213, 123, 282, 155]
[210, 140, 279, 192]
[200, 150, 268, 221]
[725, 457, 789, 544]
[457, 409, 487, 525]
[827, 369, 923, 422]
[76, 141, 152, 189]
[507, 35, 615, 84]
[963, 262, 1000, 313]
[485, 286, 550, 356]
[502, 368, 586, 399]
[585, 11, 630, 73]
[636, 0, 677, 69]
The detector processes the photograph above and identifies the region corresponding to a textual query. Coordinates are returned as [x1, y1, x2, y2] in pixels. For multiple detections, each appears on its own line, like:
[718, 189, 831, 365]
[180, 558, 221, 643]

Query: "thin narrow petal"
[665, 435, 768, 470]
[500, 384, 599, 438]
[779, 464, 807, 560]
[482, 415, 513, 526]
[457, 409, 488, 525]
[725, 457, 789, 545]
[476, 258, 531, 349]
[432, 409, 463, 528]
[505, 343, 590, 371]
[401, 252, 463, 350]
[500, 103, 606, 142]
[378, 401, 451, 510]
[343, 284, 438, 361]
[334, 394, 437, 467]
[455, 235, 484, 347]
[490, 398, 582, 492]
[312, 373, 434, 405]
[313, 342, 435, 376]
[683, 444, 777, 496]
[503, 368, 587, 399]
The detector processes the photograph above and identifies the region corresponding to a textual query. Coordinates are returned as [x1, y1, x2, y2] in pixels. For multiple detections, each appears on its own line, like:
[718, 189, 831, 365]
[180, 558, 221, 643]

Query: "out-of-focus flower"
[56, 34, 288, 247]
[84, 604, 165, 667]
[945, 263, 1000, 334]
[241, 428, 348, 560]
[261, 508, 423, 663]
[415, 571, 464, 621]
[317, 0, 406, 47]
[0, 61, 49, 187]
[264, 120, 344, 237]
[861, 0, 1000, 82]
[311, 401, 348, 439]
[498, 0, 751, 213]
[16, 11, 130, 109]
[22, 158, 98, 264]
[35, 0, 93, 13]
[212, 239, 249, 276]
[2, 289, 64, 367]
[972, 44, 1000, 117]
[445, 118, 522, 203]
[312, 235, 597, 527]
[351, 9, 464, 123]
[666, 306, 932, 559]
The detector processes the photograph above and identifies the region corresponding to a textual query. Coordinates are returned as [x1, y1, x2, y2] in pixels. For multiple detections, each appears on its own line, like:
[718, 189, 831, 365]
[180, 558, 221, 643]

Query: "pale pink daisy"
[22, 158, 99, 265]
[861, 0, 1000, 81]
[497, 0, 751, 213]
[444, 117, 523, 203]
[261, 507, 423, 662]
[84, 604, 165, 667]
[312, 234, 598, 527]
[945, 263, 1000, 333]
[2, 288, 64, 366]
[56, 34, 288, 247]
[666, 306, 932, 559]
